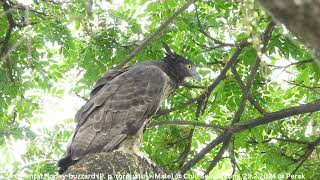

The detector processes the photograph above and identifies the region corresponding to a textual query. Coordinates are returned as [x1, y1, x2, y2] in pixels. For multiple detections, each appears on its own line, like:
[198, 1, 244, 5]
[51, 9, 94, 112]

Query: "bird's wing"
[70, 65, 168, 160]
[89, 68, 128, 97]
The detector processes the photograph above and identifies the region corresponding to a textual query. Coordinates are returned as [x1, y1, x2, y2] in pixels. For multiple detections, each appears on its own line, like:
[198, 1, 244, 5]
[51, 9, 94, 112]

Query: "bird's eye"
[186, 64, 192, 69]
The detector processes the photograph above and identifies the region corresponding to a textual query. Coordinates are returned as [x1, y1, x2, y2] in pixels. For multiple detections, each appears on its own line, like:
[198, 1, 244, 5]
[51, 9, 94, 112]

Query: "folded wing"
[69, 65, 169, 160]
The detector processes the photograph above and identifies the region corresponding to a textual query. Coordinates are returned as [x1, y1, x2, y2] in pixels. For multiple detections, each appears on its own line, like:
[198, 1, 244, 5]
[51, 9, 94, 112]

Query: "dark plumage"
[57, 43, 200, 174]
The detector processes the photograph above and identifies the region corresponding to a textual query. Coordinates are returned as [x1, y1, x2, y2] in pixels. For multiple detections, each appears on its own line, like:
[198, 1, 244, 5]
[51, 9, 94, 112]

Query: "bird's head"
[162, 42, 201, 82]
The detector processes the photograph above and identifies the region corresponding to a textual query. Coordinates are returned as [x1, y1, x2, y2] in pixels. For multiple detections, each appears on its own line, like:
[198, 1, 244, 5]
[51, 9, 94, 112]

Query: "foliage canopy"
[0, 0, 319, 179]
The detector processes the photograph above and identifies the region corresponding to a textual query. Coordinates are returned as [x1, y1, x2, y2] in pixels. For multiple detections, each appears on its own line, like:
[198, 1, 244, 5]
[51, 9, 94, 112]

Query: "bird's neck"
[161, 58, 185, 86]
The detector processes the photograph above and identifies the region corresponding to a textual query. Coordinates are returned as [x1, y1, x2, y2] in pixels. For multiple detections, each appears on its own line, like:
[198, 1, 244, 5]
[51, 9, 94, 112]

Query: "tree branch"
[249, 137, 313, 145]
[176, 128, 194, 168]
[200, 42, 265, 177]
[153, 95, 201, 118]
[202, 135, 231, 178]
[231, 65, 266, 115]
[207, 43, 249, 92]
[228, 138, 241, 179]
[148, 120, 226, 130]
[272, 138, 313, 145]
[261, 21, 276, 54]
[230, 101, 320, 133]
[269, 59, 315, 70]
[196, 41, 249, 115]
[182, 82, 205, 89]
[117, 0, 196, 68]
[178, 131, 228, 174]
[178, 100, 320, 174]
[0, 0, 15, 60]
[13, 3, 48, 17]
[178, 21, 276, 175]
[285, 80, 320, 90]
[287, 137, 320, 180]
[231, 21, 275, 125]
[74, 91, 89, 101]
[200, 21, 275, 176]
[194, 3, 234, 48]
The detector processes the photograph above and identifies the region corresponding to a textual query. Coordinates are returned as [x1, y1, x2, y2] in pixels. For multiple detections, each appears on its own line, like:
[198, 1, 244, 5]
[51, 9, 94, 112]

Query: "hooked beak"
[192, 68, 201, 82]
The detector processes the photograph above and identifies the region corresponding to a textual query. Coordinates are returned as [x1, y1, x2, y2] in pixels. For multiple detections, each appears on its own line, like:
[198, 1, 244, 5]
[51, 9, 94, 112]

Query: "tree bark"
[258, 0, 320, 55]
[57, 151, 167, 180]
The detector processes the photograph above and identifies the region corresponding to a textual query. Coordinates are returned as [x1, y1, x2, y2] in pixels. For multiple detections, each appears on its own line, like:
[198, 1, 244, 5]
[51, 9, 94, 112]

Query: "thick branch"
[206, 42, 249, 97]
[202, 135, 231, 178]
[178, 131, 227, 174]
[179, 100, 320, 174]
[231, 101, 320, 133]
[117, 0, 195, 68]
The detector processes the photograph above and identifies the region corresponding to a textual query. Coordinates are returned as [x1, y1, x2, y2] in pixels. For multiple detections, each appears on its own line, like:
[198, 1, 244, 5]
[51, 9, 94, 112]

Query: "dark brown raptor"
[58, 43, 201, 173]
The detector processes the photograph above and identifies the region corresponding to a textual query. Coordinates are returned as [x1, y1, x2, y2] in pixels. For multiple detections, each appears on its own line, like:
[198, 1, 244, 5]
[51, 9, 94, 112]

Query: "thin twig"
[198, 41, 249, 113]
[272, 138, 313, 145]
[207, 60, 225, 66]
[117, 0, 196, 68]
[148, 120, 226, 130]
[153, 95, 201, 118]
[269, 59, 314, 69]
[287, 137, 320, 180]
[194, 3, 234, 47]
[179, 131, 228, 174]
[261, 21, 276, 53]
[231, 65, 266, 115]
[228, 138, 242, 179]
[74, 91, 89, 101]
[285, 80, 320, 90]
[176, 128, 194, 168]
[199, 34, 268, 176]
[182, 82, 205, 89]
[231, 21, 275, 125]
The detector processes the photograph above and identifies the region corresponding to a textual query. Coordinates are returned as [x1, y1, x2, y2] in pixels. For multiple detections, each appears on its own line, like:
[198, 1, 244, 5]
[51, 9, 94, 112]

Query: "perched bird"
[58, 43, 201, 173]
